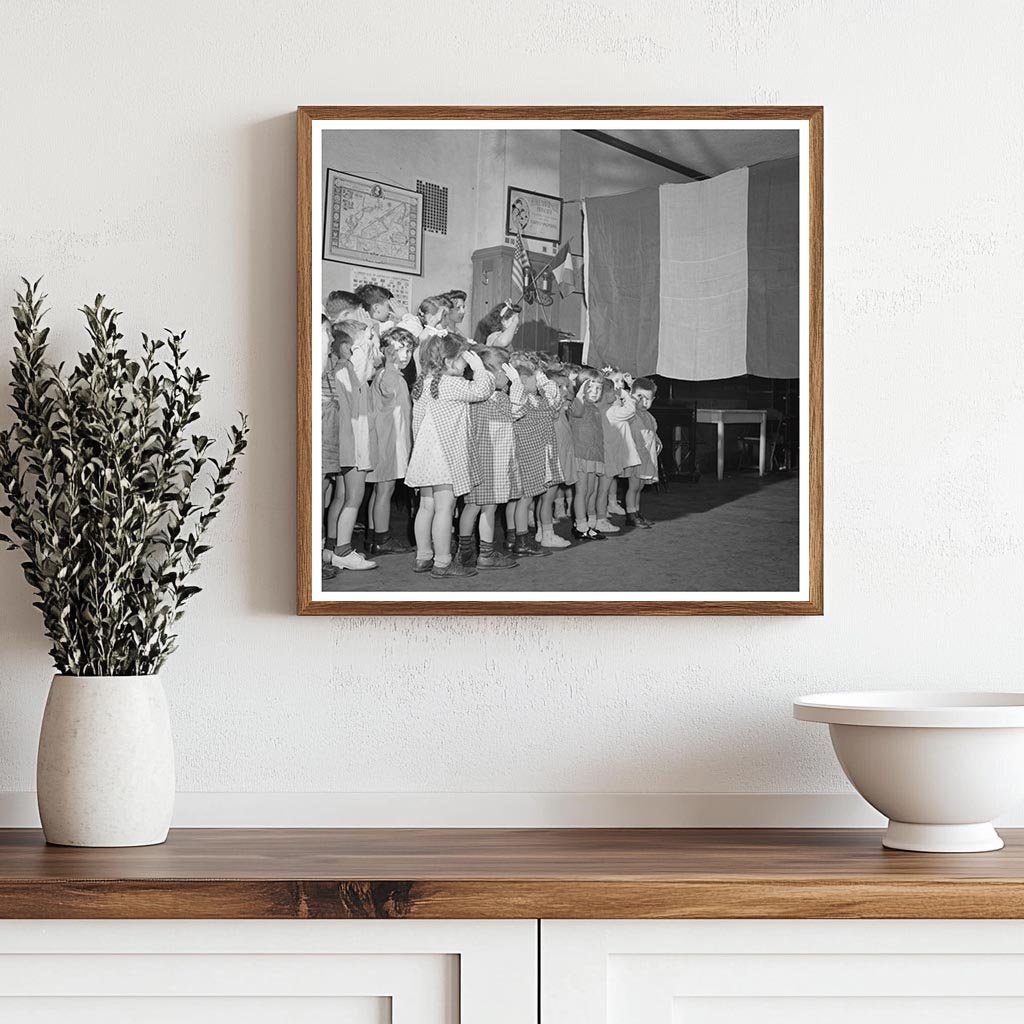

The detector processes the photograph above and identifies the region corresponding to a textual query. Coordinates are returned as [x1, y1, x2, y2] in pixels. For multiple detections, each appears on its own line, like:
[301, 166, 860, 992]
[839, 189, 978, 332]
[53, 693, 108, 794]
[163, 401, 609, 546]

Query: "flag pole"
[510, 223, 535, 306]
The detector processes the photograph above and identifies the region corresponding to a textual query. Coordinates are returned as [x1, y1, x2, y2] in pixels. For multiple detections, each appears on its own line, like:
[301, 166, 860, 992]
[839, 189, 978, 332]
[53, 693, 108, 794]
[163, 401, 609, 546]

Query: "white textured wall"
[1, 0, 1023, 818]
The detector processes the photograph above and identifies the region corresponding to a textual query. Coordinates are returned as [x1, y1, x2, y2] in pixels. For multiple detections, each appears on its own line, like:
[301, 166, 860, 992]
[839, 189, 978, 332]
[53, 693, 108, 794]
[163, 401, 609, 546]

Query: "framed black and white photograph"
[298, 107, 823, 615]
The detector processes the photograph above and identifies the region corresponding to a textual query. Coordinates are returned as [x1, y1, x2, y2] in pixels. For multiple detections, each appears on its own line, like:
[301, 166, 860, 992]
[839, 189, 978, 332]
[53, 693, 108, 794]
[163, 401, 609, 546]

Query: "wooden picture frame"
[298, 106, 823, 616]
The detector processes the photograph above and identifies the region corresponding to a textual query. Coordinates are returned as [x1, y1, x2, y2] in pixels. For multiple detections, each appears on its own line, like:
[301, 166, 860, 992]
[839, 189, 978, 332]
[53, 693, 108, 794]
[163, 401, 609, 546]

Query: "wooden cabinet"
[469, 245, 568, 354]
[542, 920, 1024, 1023]
[0, 920, 536, 1024]
[4, 829, 1024, 1022]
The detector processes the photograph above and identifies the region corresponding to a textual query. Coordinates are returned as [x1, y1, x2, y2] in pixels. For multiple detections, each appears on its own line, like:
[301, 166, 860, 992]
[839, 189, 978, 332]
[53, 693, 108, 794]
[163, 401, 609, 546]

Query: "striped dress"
[405, 370, 495, 496]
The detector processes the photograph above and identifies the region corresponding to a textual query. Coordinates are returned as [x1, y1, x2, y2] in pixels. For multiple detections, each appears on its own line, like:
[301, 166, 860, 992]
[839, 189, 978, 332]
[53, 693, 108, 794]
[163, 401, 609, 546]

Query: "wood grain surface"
[295, 105, 824, 616]
[1, 827, 1021, 920]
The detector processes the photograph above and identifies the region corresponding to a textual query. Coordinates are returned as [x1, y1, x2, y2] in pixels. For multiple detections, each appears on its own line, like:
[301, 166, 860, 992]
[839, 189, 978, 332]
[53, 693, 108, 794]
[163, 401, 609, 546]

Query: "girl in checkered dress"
[456, 346, 524, 570]
[507, 355, 563, 558]
[406, 335, 494, 579]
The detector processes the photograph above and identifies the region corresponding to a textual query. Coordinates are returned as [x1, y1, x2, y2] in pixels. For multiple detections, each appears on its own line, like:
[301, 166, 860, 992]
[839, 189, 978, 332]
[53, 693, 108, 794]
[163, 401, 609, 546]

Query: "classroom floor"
[320, 471, 801, 595]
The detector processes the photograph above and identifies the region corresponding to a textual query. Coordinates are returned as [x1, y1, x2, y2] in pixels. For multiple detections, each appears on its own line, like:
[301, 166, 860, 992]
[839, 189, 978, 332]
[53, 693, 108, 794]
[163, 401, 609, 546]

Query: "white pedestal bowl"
[794, 692, 1024, 853]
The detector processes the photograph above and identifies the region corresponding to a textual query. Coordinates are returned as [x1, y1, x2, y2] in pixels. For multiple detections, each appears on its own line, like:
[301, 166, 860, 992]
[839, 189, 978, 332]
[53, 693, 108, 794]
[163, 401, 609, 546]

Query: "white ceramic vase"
[36, 675, 175, 847]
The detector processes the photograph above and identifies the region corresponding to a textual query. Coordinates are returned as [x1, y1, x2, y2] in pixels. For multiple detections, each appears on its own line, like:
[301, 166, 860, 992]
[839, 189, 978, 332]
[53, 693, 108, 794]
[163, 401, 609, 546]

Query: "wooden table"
[3, 827, 1024, 919]
[696, 407, 769, 480]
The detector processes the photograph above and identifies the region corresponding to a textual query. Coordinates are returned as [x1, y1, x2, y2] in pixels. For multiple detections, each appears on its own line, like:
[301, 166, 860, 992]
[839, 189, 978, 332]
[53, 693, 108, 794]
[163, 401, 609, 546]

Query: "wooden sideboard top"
[2, 827, 1024, 919]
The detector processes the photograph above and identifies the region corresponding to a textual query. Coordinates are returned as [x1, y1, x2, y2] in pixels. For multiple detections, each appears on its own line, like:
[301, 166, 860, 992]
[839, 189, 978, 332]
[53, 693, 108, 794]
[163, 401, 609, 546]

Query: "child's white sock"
[587, 516, 597, 531]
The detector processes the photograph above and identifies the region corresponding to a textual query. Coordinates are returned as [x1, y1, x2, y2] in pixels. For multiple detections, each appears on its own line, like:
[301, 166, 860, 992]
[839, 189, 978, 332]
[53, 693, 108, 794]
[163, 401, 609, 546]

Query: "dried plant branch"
[0, 279, 249, 675]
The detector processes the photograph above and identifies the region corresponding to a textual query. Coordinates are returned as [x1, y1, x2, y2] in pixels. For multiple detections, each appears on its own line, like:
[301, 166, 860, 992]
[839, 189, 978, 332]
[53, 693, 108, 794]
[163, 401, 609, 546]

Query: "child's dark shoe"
[476, 549, 519, 570]
[430, 559, 478, 579]
[370, 535, 414, 556]
[625, 513, 653, 529]
[515, 535, 551, 557]
[458, 545, 478, 568]
[570, 525, 591, 541]
[585, 529, 607, 541]
[413, 557, 434, 573]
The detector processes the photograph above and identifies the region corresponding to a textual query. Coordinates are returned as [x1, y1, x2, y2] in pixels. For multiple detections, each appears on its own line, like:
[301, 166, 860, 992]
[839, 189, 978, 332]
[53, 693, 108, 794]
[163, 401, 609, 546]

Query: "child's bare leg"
[325, 475, 344, 548]
[366, 483, 375, 533]
[371, 479, 396, 535]
[625, 477, 643, 513]
[336, 469, 365, 549]
[596, 474, 613, 520]
[586, 473, 598, 521]
[479, 504, 497, 542]
[431, 485, 456, 567]
[514, 495, 530, 534]
[539, 483, 569, 547]
[459, 502, 480, 538]
[458, 502, 481, 565]
[504, 499, 517, 547]
[540, 485, 557, 526]
[573, 475, 590, 531]
[335, 470, 365, 550]
[414, 487, 435, 561]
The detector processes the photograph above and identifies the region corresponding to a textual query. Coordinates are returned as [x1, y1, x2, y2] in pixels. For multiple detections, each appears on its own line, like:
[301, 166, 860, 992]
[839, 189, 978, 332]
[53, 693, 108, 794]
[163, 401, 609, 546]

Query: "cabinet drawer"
[542, 920, 1024, 1023]
[0, 920, 536, 1024]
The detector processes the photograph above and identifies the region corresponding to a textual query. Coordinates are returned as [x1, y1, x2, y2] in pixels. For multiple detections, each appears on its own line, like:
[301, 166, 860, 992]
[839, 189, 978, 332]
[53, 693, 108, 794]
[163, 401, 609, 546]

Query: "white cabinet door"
[542, 920, 1024, 1024]
[0, 919, 536, 1024]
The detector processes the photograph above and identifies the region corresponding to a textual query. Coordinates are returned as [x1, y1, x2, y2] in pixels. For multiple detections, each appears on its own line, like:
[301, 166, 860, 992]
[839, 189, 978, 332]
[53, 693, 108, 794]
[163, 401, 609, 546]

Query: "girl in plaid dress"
[507, 355, 561, 558]
[456, 347, 524, 570]
[406, 335, 494, 579]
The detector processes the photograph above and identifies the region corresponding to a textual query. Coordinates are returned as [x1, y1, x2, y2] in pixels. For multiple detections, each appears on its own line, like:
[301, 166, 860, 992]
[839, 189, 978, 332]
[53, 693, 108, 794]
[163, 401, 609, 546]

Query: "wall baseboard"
[0, 792, 887, 828]
[2, 791, 1019, 829]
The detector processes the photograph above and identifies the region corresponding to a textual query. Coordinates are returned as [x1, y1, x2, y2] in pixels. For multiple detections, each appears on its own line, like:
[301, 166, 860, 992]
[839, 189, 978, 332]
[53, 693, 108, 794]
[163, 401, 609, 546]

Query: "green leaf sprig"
[0, 279, 249, 675]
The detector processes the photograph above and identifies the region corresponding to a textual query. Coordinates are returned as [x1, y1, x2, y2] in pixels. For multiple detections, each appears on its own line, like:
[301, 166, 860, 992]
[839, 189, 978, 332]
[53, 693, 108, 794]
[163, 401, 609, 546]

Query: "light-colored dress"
[335, 360, 375, 472]
[467, 380, 525, 506]
[367, 363, 412, 484]
[601, 394, 641, 477]
[625, 407, 663, 481]
[405, 370, 495, 495]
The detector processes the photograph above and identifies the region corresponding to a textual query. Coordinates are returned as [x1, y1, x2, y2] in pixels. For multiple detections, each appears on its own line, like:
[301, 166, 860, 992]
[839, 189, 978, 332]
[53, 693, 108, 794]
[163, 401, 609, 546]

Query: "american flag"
[511, 229, 534, 303]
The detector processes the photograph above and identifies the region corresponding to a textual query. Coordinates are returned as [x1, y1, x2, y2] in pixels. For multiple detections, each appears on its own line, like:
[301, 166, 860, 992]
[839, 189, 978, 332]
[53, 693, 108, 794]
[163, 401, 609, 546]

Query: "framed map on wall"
[322, 169, 423, 275]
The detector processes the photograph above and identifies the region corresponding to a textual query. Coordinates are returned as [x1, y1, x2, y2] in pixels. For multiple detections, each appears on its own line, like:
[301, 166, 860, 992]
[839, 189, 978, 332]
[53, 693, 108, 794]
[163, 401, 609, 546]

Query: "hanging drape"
[584, 156, 799, 380]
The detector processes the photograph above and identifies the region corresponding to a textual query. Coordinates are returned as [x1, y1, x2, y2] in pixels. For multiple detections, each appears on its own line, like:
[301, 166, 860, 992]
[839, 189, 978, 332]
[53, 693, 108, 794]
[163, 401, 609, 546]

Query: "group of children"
[321, 283, 663, 581]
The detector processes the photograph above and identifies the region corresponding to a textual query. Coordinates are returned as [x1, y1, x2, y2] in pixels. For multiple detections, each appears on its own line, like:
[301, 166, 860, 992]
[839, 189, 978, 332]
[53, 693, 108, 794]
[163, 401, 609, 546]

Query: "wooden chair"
[738, 413, 786, 473]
